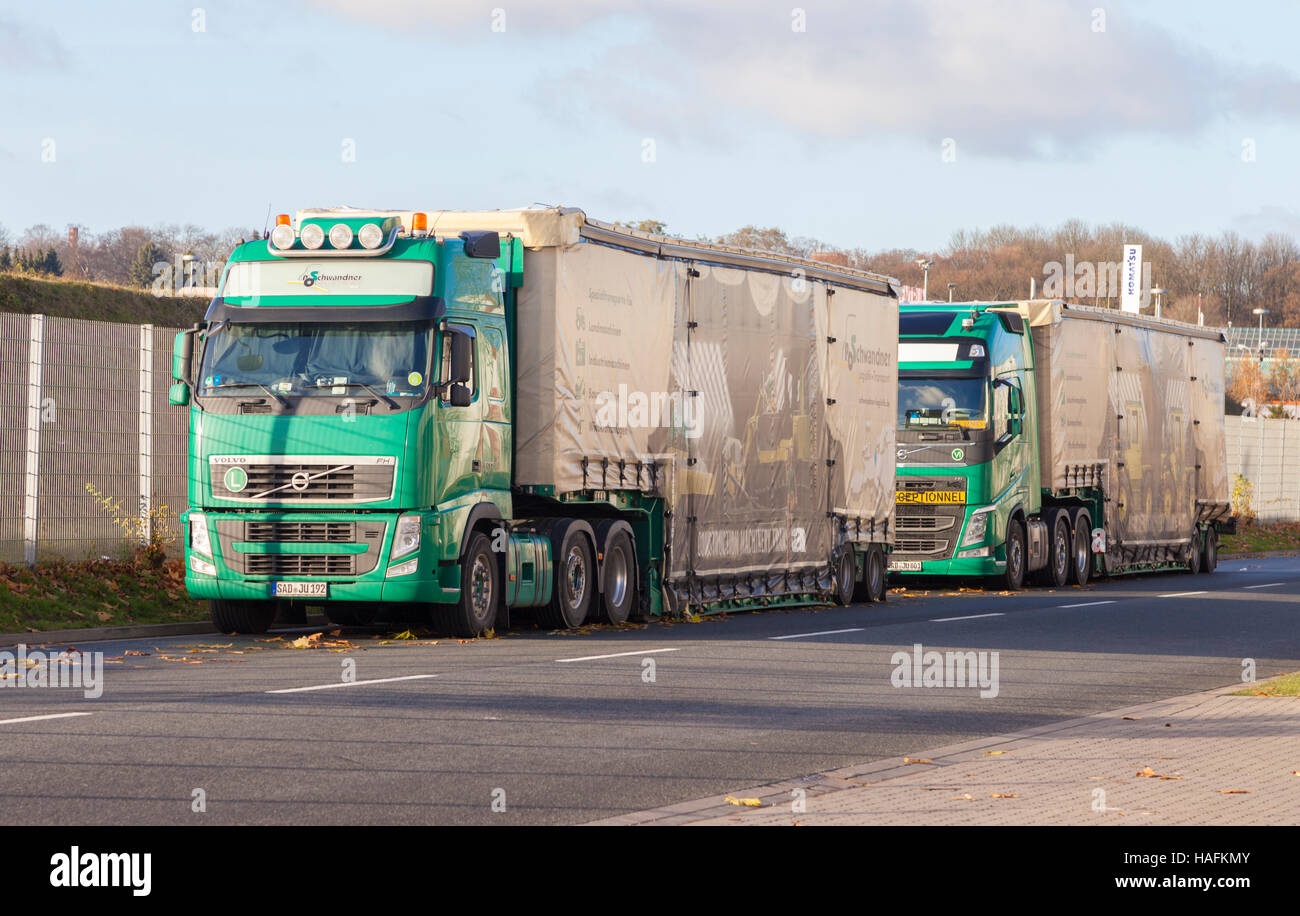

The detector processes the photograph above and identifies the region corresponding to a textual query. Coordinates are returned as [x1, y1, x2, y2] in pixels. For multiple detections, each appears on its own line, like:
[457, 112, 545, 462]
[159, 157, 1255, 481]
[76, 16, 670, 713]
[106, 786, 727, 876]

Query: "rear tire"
[855, 546, 887, 603]
[1200, 527, 1218, 574]
[1068, 511, 1092, 586]
[1186, 531, 1202, 574]
[833, 549, 855, 606]
[598, 528, 637, 624]
[1003, 519, 1026, 590]
[442, 531, 500, 637]
[537, 522, 596, 629]
[1037, 513, 1071, 588]
[209, 599, 276, 635]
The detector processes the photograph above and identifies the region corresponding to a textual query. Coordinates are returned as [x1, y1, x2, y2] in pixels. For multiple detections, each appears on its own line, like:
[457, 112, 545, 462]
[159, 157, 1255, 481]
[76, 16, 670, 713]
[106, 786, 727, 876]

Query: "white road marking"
[1057, 600, 1116, 608]
[1158, 591, 1208, 598]
[930, 613, 1004, 622]
[556, 648, 682, 663]
[1244, 582, 1284, 590]
[768, 628, 865, 641]
[0, 712, 93, 725]
[266, 674, 436, 694]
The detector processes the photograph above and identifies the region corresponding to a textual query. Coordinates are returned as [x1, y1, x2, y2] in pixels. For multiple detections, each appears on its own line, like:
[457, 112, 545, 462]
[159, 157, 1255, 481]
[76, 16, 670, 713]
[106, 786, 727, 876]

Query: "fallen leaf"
[1218, 789, 1252, 795]
[1122, 716, 1141, 721]
[989, 793, 1018, 799]
[953, 793, 975, 801]
[986, 750, 1009, 756]
[904, 757, 933, 765]
[1136, 767, 1156, 778]
[724, 795, 763, 808]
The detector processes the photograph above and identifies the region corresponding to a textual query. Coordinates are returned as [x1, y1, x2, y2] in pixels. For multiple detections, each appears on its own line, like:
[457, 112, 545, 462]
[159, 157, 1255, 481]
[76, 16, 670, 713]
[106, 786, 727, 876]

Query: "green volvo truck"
[891, 300, 1230, 588]
[171, 207, 900, 635]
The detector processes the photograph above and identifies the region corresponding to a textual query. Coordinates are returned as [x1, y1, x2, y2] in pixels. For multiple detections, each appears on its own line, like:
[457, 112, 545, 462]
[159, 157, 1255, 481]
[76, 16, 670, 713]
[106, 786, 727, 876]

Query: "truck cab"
[892, 304, 1044, 586]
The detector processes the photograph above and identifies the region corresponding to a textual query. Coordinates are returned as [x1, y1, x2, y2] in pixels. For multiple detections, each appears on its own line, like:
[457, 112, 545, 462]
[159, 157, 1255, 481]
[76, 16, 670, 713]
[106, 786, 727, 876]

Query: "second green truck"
[891, 300, 1230, 588]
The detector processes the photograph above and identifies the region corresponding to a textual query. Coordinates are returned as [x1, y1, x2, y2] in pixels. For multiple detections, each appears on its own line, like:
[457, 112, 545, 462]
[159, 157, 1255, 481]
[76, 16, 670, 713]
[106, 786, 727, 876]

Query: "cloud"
[304, 0, 1300, 159]
[1233, 206, 1300, 241]
[0, 17, 67, 69]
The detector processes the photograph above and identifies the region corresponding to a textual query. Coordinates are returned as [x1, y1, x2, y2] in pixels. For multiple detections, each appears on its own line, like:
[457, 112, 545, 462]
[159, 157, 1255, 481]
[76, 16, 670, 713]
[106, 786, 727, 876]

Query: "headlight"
[300, 223, 325, 249]
[959, 508, 993, 548]
[390, 515, 421, 560]
[190, 512, 212, 557]
[358, 223, 384, 249]
[328, 223, 354, 250]
[270, 224, 296, 250]
[189, 555, 217, 576]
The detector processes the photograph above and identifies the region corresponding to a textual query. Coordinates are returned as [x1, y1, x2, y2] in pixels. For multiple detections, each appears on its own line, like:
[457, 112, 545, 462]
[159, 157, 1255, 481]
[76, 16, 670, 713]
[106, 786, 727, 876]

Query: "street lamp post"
[1253, 308, 1270, 363]
[1151, 287, 1167, 319]
[916, 258, 934, 300]
[948, 282, 956, 303]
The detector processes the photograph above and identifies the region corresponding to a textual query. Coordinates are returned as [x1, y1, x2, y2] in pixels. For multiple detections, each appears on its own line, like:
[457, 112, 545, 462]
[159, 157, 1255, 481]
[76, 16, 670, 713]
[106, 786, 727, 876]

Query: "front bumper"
[182, 509, 461, 604]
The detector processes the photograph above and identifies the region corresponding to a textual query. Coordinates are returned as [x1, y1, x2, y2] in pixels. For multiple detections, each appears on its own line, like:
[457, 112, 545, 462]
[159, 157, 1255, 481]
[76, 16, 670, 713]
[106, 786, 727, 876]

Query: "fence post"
[23, 314, 44, 565]
[139, 324, 153, 546]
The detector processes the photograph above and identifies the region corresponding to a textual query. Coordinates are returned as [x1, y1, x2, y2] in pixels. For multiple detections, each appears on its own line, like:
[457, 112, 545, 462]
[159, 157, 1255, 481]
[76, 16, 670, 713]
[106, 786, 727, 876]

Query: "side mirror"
[169, 382, 190, 406]
[448, 383, 472, 408]
[1008, 386, 1023, 416]
[1008, 416, 1022, 438]
[173, 329, 195, 382]
[449, 330, 473, 384]
[460, 230, 500, 259]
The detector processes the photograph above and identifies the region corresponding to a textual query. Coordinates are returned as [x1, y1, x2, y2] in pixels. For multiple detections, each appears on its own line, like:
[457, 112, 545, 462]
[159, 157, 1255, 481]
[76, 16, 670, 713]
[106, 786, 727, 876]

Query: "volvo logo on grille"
[290, 472, 311, 492]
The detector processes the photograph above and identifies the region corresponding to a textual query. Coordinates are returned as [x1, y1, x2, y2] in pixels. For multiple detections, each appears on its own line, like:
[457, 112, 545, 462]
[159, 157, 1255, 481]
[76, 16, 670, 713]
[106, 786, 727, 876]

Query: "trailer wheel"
[833, 549, 855, 606]
[1186, 532, 1202, 574]
[855, 546, 886, 603]
[209, 599, 276, 635]
[598, 528, 637, 625]
[1200, 527, 1218, 574]
[1038, 512, 1071, 588]
[1068, 511, 1091, 586]
[1003, 519, 1026, 590]
[441, 531, 500, 637]
[538, 522, 595, 629]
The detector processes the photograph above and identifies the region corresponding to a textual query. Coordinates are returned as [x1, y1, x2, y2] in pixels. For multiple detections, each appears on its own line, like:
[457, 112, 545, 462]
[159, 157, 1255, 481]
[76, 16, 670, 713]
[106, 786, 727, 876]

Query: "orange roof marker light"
[411, 212, 428, 238]
[275, 214, 291, 226]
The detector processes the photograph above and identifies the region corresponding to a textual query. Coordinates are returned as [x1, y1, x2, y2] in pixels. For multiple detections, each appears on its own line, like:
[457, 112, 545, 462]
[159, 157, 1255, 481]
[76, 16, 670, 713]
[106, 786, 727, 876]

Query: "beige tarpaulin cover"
[1025, 300, 1228, 552]
[511, 216, 897, 600]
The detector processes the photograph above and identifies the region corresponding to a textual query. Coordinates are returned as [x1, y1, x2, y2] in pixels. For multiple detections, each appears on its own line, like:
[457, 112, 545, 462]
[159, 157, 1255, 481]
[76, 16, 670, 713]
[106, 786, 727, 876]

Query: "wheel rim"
[470, 553, 493, 620]
[1054, 527, 1068, 579]
[1075, 523, 1088, 576]
[607, 546, 629, 608]
[565, 545, 587, 606]
[1010, 537, 1023, 580]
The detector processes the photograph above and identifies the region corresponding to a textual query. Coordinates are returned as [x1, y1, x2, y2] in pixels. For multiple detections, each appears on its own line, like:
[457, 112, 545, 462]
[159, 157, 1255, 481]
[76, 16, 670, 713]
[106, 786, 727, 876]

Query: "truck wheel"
[1200, 527, 1217, 574]
[209, 599, 276, 635]
[1069, 511, 1091, 586]
[854, 546, 887, 603]
[539, 523, 595, 629]
[598, 528, 637, 624]
[444, 531, 500, 637]
[1186, 532, 1202, 574]
[833, 549, 855, 606]
[1003, 519, 1026, 590]
[1038, 513, 1071, 588]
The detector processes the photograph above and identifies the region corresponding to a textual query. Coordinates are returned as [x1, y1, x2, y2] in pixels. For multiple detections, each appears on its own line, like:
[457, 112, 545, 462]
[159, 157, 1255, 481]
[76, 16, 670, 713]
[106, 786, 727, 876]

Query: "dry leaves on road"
[989, 793, 1018, 799]
[724, 795, 763, 807]
[903, 757, 934, 764]
[1218, 789, 1252, 794]
[1136, 766, 1183, 780]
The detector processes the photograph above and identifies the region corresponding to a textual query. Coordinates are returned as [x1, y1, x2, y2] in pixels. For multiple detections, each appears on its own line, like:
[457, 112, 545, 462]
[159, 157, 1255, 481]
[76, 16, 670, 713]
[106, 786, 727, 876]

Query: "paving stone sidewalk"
[591, 686, 1300, 826]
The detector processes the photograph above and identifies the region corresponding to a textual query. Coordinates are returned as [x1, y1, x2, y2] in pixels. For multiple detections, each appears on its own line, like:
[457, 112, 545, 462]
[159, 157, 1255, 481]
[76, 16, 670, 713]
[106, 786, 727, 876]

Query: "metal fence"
[0, 314, 187, 564]
[1225, 413, 1300, 522]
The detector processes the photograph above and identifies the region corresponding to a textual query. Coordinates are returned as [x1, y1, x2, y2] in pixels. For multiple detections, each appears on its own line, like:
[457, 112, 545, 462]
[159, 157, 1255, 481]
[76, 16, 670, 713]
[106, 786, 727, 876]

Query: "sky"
[1, 0, 1299, 253]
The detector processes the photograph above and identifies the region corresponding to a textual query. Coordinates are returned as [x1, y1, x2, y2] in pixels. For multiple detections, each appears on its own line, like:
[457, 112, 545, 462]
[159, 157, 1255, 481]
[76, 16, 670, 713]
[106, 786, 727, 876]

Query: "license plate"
[888, 560, 922, 572]
[272, 582, 328, 598]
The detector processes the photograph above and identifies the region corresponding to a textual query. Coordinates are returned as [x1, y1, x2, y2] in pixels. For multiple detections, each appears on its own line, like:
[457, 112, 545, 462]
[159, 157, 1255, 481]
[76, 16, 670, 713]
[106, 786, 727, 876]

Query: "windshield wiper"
[205, 379, 289, 407]
[303, 380, 400, 409]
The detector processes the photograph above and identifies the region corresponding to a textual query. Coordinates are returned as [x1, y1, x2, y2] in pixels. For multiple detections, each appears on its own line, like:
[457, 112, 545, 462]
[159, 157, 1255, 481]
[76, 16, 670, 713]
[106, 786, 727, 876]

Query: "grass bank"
[1220, 521, 1300, 555]
[0, 273, 205, 325]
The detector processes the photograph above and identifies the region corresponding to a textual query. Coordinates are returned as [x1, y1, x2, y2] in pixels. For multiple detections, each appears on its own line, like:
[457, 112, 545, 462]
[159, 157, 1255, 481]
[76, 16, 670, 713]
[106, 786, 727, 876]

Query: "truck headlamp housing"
[391, 515, 421, 560]
[959, 507, 994, 548]
[328, 223, 354, 250]
[358, 223, 384, 250]
[190, 512, 212, 557]
[300, 223, 325, 250]
[270, 224, 296, 250]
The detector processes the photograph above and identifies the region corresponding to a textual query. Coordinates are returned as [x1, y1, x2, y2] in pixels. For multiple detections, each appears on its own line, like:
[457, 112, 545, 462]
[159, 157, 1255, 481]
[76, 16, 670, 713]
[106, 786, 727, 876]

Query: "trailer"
[171, 208, 900, 634]
[891, 299, 1229, 587]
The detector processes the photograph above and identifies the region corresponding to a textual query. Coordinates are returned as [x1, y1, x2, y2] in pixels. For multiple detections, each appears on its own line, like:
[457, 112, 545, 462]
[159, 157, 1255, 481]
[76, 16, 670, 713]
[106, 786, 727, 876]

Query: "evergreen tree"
[128, 241, 165, 289]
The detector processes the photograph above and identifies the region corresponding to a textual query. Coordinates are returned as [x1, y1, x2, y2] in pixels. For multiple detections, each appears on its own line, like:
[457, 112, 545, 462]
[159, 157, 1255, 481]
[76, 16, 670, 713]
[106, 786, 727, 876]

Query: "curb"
[0, 615, 332, 648]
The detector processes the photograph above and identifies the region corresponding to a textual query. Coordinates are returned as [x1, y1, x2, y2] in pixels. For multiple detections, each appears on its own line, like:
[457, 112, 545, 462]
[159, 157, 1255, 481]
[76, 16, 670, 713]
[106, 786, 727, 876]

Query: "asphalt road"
[1, 557, 1297, 825]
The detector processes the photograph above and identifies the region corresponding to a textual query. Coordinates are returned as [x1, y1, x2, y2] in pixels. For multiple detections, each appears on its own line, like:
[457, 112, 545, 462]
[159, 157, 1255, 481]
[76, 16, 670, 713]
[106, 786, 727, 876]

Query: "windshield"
[198, 321, 433, 398]
[898, 377, 988, 430]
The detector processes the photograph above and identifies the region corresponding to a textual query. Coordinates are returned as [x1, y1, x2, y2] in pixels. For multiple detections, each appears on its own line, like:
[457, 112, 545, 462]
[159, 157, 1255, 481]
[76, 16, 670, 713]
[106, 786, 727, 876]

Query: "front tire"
[1003, 519, 1026, 590]
[442, 531, 501, 637]
[210, 599, 276, 635]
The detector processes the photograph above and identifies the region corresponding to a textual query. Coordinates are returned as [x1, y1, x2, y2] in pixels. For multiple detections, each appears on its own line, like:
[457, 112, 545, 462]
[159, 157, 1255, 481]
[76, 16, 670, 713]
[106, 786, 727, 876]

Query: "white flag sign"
[1121, 245, 1142, 313]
